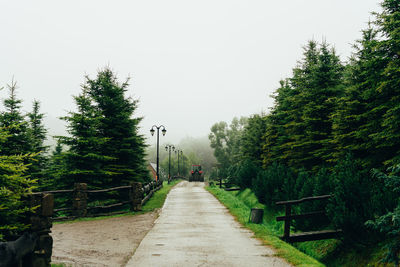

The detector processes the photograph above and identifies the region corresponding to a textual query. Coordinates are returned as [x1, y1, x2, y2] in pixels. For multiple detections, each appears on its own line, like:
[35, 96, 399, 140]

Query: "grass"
[54, 179, 181, 224]
[206, 186, 325, 267]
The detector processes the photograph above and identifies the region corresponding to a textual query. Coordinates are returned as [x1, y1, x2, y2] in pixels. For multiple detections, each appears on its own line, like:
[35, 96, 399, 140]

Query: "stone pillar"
[73, 183, 87, 217]
[130, 182, 143, 211]
[26, 193, 54, 267]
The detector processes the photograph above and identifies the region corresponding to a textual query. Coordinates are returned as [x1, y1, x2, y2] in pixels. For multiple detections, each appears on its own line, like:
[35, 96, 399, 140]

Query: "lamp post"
[175, 149, 183, 176]
[150, 125, 166, 182]
[165, 145, 175, 184]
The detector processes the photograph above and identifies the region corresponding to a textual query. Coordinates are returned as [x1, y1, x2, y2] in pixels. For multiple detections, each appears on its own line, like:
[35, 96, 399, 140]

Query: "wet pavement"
[126, 181, 291, 267]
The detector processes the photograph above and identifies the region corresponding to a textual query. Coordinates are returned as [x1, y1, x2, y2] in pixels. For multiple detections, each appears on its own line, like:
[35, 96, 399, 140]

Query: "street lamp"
[165, 144, 175, 184]
[175, 149, 183, 177]
[150, 125, 166, 182]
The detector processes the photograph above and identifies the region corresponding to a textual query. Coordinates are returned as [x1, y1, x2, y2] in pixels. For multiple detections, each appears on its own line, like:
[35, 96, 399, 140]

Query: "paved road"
[126, 181, 291, 267]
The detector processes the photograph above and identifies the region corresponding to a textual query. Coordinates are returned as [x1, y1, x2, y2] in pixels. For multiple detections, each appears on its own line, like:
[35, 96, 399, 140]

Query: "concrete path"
[126, 181, 291, 267]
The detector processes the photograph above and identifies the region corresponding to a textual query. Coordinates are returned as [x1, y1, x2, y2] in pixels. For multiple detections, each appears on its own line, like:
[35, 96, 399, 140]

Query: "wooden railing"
[217, 178, 241, 191]
[45, 179, 164, 221]
[276, 195, 342, 243]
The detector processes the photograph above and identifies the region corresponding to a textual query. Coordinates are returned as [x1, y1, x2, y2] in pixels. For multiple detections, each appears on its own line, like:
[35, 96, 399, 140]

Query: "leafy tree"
[209, 117, 247, 178]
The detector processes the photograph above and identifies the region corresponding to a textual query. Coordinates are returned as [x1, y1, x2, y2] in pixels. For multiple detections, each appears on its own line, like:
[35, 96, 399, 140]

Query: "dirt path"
[126, 181, 291, 267]
[51, 211, 159, 267]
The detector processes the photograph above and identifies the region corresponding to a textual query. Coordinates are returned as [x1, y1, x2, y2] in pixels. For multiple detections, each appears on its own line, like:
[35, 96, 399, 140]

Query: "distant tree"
[209, 117, 247, 178]
[27, 100, 49, 187]
[0, 80, 31, 156]
[240, 114, 267, 166]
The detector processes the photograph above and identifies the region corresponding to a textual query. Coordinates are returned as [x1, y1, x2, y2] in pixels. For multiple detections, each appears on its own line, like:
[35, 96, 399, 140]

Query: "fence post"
[130, 182, 143, 211]
[73, 183, 87, 218]
[283, 204, 291, 241]
[27, 193, 54, 267]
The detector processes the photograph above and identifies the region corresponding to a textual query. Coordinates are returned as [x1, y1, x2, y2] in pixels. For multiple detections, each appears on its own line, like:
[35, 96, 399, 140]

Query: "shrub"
[326, 154, 374, 241]
[366, 164, 400, 265]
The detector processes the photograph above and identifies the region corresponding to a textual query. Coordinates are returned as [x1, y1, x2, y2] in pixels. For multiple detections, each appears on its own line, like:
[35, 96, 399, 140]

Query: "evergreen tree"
[85, 68, 149, 185]
[27, 100, 49, 187]
[331, 26, 383, 167]
[374, 0, 400, 166]
[0, 80, 31, 156]
[288, 41, 344, 169]
[59, 90, 111, 189]
[0, 126, 36, 241]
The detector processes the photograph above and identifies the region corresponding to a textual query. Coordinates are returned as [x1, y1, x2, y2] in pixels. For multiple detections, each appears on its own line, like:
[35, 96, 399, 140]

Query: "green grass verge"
[54, 180, 181, 224]
[206, 186, 325, 267]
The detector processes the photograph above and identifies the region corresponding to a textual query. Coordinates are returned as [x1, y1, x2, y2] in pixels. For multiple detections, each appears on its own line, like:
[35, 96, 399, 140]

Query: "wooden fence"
[0, 179, 165, 267]
[276, 195, 342, 243]
[42, 179, 164, 221]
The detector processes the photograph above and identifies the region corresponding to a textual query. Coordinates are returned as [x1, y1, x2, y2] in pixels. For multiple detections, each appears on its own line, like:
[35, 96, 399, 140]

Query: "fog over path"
[126, 181, 291, 267]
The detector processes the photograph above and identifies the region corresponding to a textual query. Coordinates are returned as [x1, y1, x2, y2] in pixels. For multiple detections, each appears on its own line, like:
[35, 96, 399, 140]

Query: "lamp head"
[150, 128, 155, 136]
[162, 128, 167, 136]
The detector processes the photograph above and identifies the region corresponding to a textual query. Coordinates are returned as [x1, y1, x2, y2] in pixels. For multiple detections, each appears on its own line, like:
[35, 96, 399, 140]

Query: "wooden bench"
[276, 195, 342, 243]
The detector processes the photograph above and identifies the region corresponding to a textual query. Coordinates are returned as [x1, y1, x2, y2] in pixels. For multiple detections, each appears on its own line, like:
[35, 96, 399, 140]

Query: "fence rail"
[276, 194, 342, 243]
[45, 179, 164, 221]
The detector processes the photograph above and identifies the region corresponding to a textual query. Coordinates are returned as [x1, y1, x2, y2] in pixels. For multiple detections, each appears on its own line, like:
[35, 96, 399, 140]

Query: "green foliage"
[58, 68, 149, 189]
[326, 155, 375, 241]
[58, 90, 111, 189]
[252, 162, 294, 205]
[86, 68, 149, 185]
[209, 117, 247, 178]
[0, 80, 31, 156]
[0, 126, 36, 241]
[367, 164, 400, 265]
[27, 100, 49, 188]
[233, 159, 259, 189]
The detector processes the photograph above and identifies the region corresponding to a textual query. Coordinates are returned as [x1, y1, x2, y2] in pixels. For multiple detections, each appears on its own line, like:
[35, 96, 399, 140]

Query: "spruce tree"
[0, 125, 36, 240]
[85, 68, 149, 185]
[0, 80, 31, 156]
[27, 100, 49, 187]
[283, 41, 344, 170]
[59, 90, 111, 189]
[332, 26, 385, 168]
[374, 0, 400, 166]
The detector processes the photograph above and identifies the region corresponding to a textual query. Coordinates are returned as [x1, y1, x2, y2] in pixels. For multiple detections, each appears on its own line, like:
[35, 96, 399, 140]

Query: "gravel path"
[126, 181, 291, 267]
[51, 211, 159, 266]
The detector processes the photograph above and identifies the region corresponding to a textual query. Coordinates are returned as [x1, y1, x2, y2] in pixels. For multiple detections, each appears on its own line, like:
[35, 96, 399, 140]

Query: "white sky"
[0, 0, 380, 146]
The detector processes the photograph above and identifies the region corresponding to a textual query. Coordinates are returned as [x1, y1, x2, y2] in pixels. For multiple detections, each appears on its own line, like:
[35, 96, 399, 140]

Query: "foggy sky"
[0, 0, 380, 146]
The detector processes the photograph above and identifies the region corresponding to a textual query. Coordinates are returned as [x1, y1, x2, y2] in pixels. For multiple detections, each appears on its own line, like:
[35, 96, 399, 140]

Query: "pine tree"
[27, 100, 49, 187]
[0, 80, 31, 156]
[374, 0, 400, 166]
[332, 26, 385, 168]
[85, 68, 149, 185]
[59, 90, 111, 189]
[0, 125, 36, 241]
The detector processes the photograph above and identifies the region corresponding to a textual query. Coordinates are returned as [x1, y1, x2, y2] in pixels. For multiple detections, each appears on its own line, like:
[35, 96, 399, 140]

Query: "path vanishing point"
[126, 181, 291, 267]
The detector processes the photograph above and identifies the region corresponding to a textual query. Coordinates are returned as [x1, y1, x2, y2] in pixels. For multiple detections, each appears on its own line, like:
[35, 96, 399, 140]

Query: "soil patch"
[51, 211, 159, 267]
